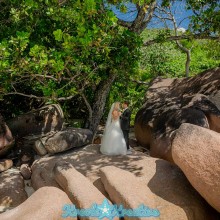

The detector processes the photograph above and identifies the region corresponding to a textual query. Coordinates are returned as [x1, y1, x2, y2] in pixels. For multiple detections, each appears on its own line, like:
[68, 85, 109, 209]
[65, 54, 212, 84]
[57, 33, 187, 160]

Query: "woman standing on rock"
[100, 102, 127, 155]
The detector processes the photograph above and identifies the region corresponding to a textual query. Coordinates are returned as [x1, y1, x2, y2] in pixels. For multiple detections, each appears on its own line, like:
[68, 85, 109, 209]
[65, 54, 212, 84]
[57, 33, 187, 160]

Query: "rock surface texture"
[20, 164, 32, 180]
[0, 168, 28, 210]
[7, 104, 64, 137]
[172, 123, 220, 212]
[0, 187, 73, 220]
[135, 67, 220, 162]
[0, 159, 13, 172]
[0, 114, 14, 158]
[100, 166, 158, 220]
[4, 104, 93, 158]
[54, 162, 118, 220]
[31, 144, 219, 219]
[44, 128, 93, 154]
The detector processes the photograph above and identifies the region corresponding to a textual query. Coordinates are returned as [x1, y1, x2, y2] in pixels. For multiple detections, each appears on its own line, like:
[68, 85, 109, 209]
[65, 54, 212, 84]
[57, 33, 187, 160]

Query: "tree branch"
[117, 19, 132, 28]
[143, 34, 220, 46]
[142, 1, 157, 25]
[116, 1, 157, 34]
[80, 92, 93, 121]
[130, 79, 150, 85]
[169, 6, 191, 78]
[57, 95, 76, 101]
[3, 90, 78, 102]
[136, 3, 140, 11]
[128, 1, 157, 34]
[35, 74, 59, 81]
[3, 92, 48, 100]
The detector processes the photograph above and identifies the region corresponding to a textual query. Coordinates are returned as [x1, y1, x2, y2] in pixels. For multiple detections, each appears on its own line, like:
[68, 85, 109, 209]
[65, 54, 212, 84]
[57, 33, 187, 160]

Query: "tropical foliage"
[0, 0, 219, 132]
[0, 0, 141, 132]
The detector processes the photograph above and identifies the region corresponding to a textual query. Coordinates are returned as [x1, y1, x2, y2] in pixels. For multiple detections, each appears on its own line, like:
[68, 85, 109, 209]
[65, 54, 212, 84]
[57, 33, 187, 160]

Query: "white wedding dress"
[100, 103, 127, 155]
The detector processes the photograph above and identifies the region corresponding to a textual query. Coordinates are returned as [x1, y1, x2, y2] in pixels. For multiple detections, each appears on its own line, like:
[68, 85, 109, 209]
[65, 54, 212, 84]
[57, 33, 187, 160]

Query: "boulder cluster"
[1, 145, 219, 219]
[135, 67, 220, 214]
[0, 68, 219, 219]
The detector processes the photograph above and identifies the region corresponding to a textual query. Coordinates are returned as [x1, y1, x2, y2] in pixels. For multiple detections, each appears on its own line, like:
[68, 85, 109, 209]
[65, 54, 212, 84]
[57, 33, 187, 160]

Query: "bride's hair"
[114, 102, 121, 111]
[104, 102, 120, 132]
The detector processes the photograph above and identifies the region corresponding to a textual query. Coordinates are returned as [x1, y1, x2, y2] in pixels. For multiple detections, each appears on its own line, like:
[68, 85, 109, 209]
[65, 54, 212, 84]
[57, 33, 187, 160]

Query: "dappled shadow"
[7, 104, 63, 138]
[71, 145, 145, 177]
[43, 127, 93, 154]
[0, 168, 28, 213]
[135, 68, 220, 162]
[31, 144, 149, 193]
[93, 178, 110, 199]
[148, 160, 220, 219]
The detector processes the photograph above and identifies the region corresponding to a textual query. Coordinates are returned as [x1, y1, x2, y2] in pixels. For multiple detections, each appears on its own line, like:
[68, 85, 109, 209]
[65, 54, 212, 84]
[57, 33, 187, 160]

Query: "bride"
[100, 102, 127, 155]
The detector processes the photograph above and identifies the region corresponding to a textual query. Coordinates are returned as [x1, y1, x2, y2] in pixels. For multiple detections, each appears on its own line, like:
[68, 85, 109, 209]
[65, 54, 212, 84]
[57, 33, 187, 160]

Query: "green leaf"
[53, 29, 63, 41]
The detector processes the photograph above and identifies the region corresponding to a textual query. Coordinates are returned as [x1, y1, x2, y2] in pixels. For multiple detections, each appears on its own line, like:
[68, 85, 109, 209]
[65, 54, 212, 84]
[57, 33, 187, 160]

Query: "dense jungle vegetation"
[0, 0, 219, 132]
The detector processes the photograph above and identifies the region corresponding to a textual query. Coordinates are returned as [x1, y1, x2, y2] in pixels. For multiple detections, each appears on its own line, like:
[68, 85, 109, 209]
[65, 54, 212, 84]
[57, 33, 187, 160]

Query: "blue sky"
[108, 1, 193, 30]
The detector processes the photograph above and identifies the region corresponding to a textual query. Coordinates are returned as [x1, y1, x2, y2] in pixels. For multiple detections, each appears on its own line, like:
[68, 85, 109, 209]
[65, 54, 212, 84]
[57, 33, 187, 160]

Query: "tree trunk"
[89, 71, 116, 135]
[185, 50, 191, 78]
[175, 41, 191, 78]
[129, 2, 156, 34]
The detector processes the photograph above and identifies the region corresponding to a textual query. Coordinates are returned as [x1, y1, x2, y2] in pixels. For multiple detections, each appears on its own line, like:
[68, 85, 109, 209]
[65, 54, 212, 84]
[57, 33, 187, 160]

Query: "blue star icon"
[96, 199, 118, 220]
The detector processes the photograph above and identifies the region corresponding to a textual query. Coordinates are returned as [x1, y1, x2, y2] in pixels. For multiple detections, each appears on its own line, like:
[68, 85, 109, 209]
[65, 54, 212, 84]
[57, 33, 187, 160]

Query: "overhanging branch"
[80, 92, 93, 121]
[3, 92, 48, 100]
[3, 91, 77, 101]
[131, 79, 150, 85]
[143, 34, 220, 46]
[117, 19, 132, 28]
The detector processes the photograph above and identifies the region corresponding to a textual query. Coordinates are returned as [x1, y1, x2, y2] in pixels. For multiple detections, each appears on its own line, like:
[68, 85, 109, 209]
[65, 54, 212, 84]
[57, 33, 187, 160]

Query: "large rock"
[44, 128, 93, 154]
[100, 166, 158, 220]
[0, 159, 13, 172]
[0, 168, 28, 210]
[7, 104, 64, 137]
[54, 162, 118, 220]
[3, 104, 64, 161]
[135, 67, 220, 162]
[172, 123, 220, 212]
[0, 187, 74, 220]
[20, 164, 32, 180]
[33, 137, 48, 156]
[100, 165, 218, 220]
[31, 144, 219, 219]
[0, 114, 14, 158]
[31, 128, 93, 155]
